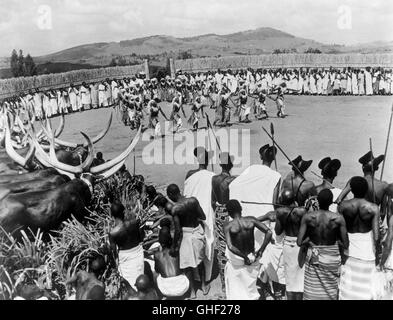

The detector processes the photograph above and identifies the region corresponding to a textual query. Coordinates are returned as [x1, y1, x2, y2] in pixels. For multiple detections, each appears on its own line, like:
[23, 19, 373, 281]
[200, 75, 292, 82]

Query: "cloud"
[0, 0, 392, 57]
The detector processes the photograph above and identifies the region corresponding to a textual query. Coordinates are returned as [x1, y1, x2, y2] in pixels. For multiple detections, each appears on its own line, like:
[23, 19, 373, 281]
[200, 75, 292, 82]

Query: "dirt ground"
[51, 95, 393, 299]
[55, 95, 393, 189]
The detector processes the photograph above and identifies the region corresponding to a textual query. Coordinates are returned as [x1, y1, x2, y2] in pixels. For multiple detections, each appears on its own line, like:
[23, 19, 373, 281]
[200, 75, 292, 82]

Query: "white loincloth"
[230, 165, 281, 249]
[118, 244, 145, 290]
[184, 170, 215, 281]
[339, 232, 375, 300]
[283, 236, 304, 292]
[225, 247, 261, 300]
[179, 225, 206, 270]
[259, 228, 285, 285]
[156, 274, 190, 297]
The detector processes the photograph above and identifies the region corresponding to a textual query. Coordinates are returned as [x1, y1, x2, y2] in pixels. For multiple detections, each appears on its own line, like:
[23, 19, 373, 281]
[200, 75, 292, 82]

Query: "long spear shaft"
[262, 126, 305, 180]
[241, 201, 301, 208]
[270, 123, 278, 171]
[369, 138, 376, 204]
[380, 104, 393, 180]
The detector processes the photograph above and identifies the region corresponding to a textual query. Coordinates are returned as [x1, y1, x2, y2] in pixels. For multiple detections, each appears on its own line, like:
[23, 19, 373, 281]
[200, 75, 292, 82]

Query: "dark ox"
[0, 118, 142, 236]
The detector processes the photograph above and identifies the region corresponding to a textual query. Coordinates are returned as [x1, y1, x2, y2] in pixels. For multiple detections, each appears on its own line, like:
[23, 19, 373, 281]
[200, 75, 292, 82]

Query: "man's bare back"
[154, 248, 181, 278]
[276, 206, 307, 237]
[339, 199, 378, 234]
[226, 217, 257, 256]
[110, 219, 142, 251]
[172, 197, 205, 229]
[298, 210, 347, 246]
[282, 173, 316, 206]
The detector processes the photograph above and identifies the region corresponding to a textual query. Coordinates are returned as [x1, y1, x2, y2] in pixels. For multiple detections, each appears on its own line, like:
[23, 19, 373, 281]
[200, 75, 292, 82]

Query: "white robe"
[184, 169, 215, 282]
[230, 165, 281, 249]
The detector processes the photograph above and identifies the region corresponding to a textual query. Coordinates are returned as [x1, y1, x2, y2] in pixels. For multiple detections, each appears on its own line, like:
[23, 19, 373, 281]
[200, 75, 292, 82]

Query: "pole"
[380, 103, 393, 180]
[270, 123, 278, 171]
[133, 151, 136, 176]
[369, 138, 376, 204]
[262, 126, 305, 180]
[206, 114, 222, 152]
[241, 201, 299, 208]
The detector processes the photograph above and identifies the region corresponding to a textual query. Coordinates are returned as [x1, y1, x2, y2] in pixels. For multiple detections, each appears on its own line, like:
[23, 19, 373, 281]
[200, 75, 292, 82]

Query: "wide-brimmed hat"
[193, 147, 214, 165]
[290, 155, 313, 173]
[318, 157, 341, 177]
[358, 151, 385, 171]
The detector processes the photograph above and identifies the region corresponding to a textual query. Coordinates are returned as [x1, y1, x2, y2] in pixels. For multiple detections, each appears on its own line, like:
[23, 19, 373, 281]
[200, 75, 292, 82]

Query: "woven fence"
[174, 53, 393, 73]
[0, 64, 145, 99]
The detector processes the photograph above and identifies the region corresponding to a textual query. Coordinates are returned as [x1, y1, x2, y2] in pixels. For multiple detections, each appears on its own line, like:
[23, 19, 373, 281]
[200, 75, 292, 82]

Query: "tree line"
[10, 49, 37, 77]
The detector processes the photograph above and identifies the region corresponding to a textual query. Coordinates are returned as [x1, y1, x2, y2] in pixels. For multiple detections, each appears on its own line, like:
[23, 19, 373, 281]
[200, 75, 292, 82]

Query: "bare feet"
[202, 283, 211, 296]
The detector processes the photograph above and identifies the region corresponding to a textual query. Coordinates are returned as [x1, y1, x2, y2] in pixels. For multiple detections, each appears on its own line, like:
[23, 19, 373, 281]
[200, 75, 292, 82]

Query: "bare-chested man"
[315, 157, 342, 212]
[274, 190, 307, 300]
[336, 152, 388, 206]
[108, 201, 145, 291]
[211, 152, 237, 293]
[281, 155, 317, 207]
[224, 200, 272, 300]
[337, 177, 380, 300]
[66, 257, 106, 300]
[154, 227, 190, 299]
[166, 184, 207, 299]
[297, 189, 349, 300]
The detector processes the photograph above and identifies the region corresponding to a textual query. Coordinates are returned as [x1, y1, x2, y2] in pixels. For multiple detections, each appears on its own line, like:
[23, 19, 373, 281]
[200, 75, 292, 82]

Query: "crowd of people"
[66, 145, 393, 301]
[1, 66, 393, 136]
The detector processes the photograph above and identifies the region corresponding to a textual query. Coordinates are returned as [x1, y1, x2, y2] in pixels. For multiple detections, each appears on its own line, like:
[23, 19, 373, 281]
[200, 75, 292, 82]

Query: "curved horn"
[97, 160, 126, 181]
[90, 126, 141, 174]
[54, 114, 65, 138]
[83, 112, 113, 147]
[46, 126, 84, 174]
[5, 115, 35, 167]
[30, 125, 83, 175]
[37, 113, 113, 148]
[80, 132, 95, 170]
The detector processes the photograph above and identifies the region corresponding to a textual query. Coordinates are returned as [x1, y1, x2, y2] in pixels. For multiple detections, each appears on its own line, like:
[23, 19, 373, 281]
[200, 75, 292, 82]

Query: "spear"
[270, 123, 278, 171]
[369, 138, 376, 204]
[380, 103, 393, 180]
[241, 201, 303, 208]
[262, 126, 305, 180]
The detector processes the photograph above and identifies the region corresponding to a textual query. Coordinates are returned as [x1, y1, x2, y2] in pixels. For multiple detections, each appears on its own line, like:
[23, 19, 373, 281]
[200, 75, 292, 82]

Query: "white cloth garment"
[225, 247, 261, 300]
[156, 274, 190, 297]
[346, 231, 375, 261]
[230, 165, 281, 249]
[283, 236, 304, 292]
[179, 225, 206, 270]
[184, 169, 215, 281]
[118, 244, 145, 290]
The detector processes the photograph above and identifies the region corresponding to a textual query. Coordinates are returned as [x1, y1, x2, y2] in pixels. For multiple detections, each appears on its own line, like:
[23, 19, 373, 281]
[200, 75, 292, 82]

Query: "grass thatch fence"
[173, 53, 393, 73]
[0, 64, 145, 100]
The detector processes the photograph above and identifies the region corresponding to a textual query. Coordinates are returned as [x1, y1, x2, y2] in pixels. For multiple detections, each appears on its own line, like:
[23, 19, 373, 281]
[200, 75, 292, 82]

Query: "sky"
[0, 0, 392, 57]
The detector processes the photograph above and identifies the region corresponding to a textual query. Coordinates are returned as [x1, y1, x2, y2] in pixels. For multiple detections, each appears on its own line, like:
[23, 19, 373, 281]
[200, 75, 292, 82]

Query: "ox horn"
[39, 113, 113, 148]
[54, 114, 65, 138]
[5, 114, 35, 167]
[29, 124, 83, 175]
[90, 126, 141, 174]
[45, 125, 84, 174]
[80, 132, 95, 170]
[97, 160, 126, 181]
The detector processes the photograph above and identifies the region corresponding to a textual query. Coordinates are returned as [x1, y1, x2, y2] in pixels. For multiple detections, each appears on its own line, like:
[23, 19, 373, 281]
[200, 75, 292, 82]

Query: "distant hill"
[33, 27, 331, 66]
[1, 27, 392, 78]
